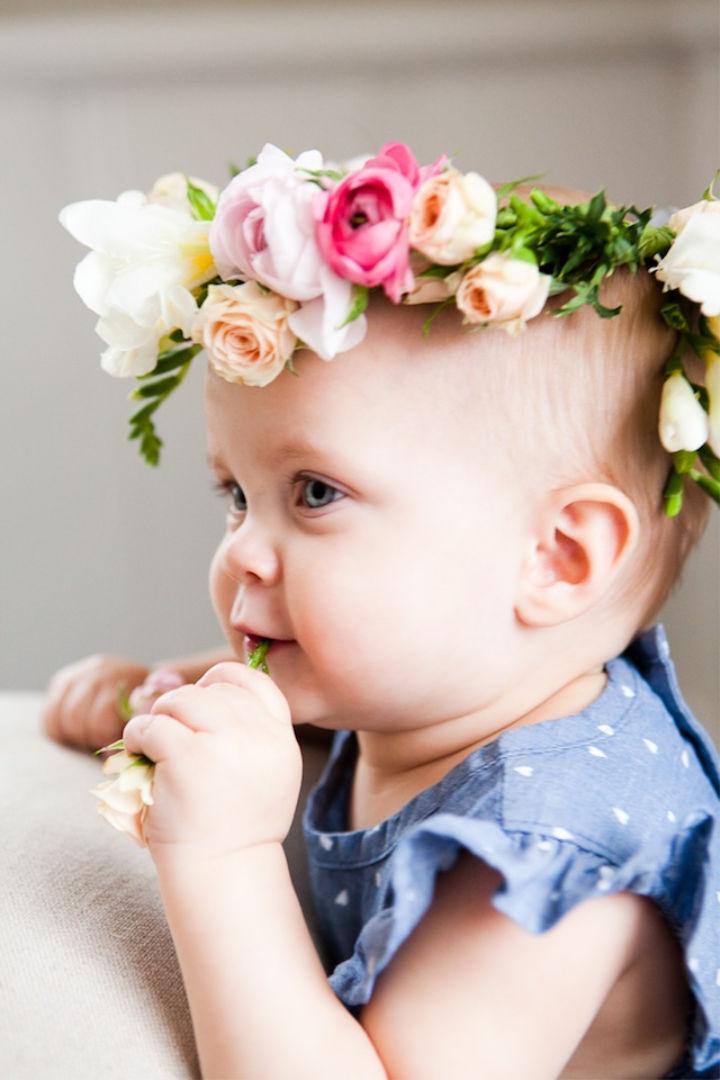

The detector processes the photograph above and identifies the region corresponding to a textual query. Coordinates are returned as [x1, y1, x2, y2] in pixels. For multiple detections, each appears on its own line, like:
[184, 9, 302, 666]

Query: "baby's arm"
[156, 848, 649, 1079]
[41, 646, 233, 751]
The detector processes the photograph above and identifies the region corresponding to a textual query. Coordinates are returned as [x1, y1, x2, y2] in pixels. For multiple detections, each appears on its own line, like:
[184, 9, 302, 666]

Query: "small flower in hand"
[90, 644, 273, 847]
[90, 748, 155, 847]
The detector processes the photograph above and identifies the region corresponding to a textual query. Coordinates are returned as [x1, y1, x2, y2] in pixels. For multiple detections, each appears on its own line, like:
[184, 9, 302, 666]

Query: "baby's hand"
[122, 662, 302, 859]
[41, 654, 150, 752]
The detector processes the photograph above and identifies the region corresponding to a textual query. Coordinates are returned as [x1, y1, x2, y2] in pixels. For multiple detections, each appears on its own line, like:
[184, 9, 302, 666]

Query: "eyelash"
[211, 474, 345, 515]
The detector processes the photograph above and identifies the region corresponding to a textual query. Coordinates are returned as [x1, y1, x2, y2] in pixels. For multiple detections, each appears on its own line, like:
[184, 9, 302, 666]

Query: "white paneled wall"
[1, 0, 718, 740]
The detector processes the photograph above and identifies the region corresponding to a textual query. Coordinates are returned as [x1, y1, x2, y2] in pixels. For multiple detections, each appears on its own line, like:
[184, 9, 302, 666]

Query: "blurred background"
[0, 0, 718, 742]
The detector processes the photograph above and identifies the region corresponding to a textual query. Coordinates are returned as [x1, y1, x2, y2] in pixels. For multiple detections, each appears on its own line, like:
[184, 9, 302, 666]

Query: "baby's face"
[205, 301, 529, 732]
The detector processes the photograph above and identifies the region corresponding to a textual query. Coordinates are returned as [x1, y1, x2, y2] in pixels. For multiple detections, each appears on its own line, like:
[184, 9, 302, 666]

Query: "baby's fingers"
[123, 711, 192, 763]
[195, 661, 291, 726]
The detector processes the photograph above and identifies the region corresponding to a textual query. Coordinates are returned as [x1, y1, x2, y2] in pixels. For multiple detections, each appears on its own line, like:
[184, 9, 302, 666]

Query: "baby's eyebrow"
[207, 440, 333, 473]
[267, 438, 332, 465]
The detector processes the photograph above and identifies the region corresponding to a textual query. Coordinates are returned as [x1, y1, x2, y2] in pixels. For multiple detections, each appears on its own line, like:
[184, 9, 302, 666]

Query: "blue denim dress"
[303, 623, 720, 1078]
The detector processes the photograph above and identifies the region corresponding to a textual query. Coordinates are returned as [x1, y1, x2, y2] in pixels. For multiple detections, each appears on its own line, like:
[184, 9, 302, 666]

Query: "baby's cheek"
[208, 544, 234, 635]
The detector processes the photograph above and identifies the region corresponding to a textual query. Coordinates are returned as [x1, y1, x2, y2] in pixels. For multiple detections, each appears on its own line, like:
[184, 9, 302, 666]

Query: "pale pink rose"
[409, 170, 497, 265]
[209, 144, 327, 300]
[128, 667, 185, 716]
[668, 199, 720, 235]
[191, 281, 297, 387]
[209, 144, 366, 360]
[314, 142, 446, 304]
[455, 254, 551, 334]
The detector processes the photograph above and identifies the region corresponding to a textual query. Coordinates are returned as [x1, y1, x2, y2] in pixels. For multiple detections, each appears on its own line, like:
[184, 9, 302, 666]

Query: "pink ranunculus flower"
[314, 142, 445, 304]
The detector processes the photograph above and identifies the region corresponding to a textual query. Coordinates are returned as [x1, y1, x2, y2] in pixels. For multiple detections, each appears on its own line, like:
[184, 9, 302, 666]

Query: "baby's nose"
[222, 521, 282, 587]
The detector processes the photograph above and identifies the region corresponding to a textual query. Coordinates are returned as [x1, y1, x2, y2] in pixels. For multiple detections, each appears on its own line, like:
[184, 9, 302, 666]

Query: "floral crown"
[59, 141, 720, 518]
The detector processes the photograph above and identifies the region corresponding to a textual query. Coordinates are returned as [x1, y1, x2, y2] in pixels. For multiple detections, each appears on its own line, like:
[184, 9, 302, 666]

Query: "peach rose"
[409, 169, 497, 266]
[191, 281, 298, 387]
[455, 253, 551, 334]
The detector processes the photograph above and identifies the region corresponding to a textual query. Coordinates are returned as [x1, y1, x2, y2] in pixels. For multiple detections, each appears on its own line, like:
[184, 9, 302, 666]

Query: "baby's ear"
[514, 483, 640, 627]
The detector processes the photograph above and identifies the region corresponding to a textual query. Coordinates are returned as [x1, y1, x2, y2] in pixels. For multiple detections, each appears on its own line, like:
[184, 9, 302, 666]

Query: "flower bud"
[658, 372, 709, 453]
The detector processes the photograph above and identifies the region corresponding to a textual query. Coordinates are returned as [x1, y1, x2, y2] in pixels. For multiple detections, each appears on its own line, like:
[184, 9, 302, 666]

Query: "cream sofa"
[0, 695, 331, 1079]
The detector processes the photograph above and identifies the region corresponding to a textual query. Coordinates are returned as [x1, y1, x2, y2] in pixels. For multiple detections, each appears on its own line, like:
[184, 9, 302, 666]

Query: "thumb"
[195, 661, 292, 726]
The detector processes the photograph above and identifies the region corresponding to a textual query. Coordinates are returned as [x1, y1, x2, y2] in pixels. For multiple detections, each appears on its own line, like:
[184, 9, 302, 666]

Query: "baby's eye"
[297, 476, 344, 511]
[213, 479, 246, 515]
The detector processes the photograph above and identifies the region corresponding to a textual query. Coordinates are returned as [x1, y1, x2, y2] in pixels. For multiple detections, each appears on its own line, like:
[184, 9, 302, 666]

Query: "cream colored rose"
[191, 281, 298, 387]
[668, 199, 720, 235]
[455, 253, 551, 334]
[409, 170, 497, 265]
[658, 371, 709, 453]
[90, 749, 154, 848]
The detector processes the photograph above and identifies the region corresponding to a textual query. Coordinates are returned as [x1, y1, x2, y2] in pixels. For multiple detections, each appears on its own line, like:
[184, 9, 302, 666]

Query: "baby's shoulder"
[469, 647, 719, 865]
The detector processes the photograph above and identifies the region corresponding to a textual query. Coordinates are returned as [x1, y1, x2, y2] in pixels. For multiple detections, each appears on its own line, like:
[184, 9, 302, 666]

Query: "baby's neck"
[349, 664, 607, 831]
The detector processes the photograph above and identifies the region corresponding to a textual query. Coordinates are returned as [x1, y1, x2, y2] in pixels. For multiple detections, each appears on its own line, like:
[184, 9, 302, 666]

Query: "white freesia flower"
[668, 198, 720, 235]
[654, 213, 720, 317]
[658, 371, 709, 452]
[90, 749, 154, 848]
[59, 187, 217, 376]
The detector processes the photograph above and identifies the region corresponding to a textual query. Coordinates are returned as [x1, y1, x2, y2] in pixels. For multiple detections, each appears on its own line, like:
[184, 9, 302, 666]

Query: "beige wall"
[1, 0, 718, 742]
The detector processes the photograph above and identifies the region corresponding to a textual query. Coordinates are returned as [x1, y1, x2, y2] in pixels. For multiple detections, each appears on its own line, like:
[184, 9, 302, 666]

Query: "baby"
[47, 155, 720, 1079]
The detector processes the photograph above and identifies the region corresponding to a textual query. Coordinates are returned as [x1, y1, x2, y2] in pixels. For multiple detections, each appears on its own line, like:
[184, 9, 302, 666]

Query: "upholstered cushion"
[0, 695, 330, 1079]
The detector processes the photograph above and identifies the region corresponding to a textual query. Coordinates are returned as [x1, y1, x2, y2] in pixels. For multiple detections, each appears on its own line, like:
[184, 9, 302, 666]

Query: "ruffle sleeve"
[328, 813, 612, 1006]
[327, 811, 719, 1076]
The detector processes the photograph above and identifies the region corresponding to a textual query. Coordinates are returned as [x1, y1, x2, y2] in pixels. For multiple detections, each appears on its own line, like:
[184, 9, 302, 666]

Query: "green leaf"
[585, 189, 607, 227]
[336, 285, 369, 329]
[138, 345, 200, 380]
[128, 399, 161, 430]
[139, 425, 163, 466]
[495, 172, 547, 201]
[638, 224, 674, 261]
[131, 374, 182, 401]
[186, 178, 216, 221]
[93, 738, 126, 756]
[660, 302, 689, 331]
[701, 168, 720, 201]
